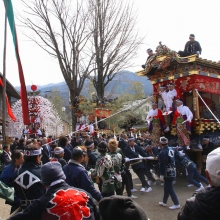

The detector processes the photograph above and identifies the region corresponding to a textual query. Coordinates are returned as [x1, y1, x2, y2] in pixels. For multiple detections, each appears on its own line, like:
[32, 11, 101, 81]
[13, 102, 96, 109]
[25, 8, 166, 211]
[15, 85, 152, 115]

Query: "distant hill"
[16, 70, 153, 105]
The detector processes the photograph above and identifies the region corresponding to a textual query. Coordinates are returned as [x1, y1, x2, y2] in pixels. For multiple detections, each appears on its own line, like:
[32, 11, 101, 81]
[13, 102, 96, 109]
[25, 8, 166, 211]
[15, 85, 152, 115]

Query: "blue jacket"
[0, 163, 20, 206]
[176, 153, 194, 169]
[159, 146, 181, 177]
[124, 144, 148, 172]
[63, 160, 102, 202]
[0, 162, 17, 186]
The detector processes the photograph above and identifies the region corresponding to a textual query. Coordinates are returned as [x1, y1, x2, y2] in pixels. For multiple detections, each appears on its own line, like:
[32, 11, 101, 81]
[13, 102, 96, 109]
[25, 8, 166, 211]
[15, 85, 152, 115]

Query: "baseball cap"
[206, 148, 220, 178]
[41, 162, 66, 185]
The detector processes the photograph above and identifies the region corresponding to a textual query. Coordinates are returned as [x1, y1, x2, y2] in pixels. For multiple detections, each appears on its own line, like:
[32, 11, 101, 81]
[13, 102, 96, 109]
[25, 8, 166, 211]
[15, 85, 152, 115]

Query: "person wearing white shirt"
[167, 83, 177, 111]
[36, 129, 42, 136]
[89, 123, 94, 134]
[172, 99, 193, 148]
[76, 122, 80, 131]
[159, 85, 170, 132]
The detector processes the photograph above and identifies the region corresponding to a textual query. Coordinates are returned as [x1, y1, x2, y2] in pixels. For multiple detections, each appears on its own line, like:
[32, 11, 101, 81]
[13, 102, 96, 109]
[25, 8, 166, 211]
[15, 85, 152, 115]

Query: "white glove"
[125, 158, 130, 163]
[160, 175, 164, 181]
[198, 144, 202, 149]
[147, 156, 154, 160]
[138, 155, 143, 159]
[179, 150, 185, 156]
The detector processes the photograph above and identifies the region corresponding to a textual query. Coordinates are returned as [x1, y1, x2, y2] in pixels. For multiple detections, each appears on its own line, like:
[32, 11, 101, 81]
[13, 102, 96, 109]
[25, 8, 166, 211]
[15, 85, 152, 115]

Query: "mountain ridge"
[15, 70, 153, 105]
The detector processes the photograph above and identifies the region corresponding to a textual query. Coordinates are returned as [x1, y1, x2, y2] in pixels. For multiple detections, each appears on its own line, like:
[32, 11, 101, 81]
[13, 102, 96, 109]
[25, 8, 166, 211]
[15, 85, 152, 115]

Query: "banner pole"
[2, 0, 8, 145]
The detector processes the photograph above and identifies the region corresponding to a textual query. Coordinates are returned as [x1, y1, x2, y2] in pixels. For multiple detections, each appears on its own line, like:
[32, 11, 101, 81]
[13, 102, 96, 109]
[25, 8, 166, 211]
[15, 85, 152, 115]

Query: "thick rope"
[195, 89, 220, 123]
[41, 96, 152, 147]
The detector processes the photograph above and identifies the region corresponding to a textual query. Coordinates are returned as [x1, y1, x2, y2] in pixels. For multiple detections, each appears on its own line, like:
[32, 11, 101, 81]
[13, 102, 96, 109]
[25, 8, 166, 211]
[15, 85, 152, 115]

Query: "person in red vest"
[146, 102, 164, 148]
[172, 99, 193, 148]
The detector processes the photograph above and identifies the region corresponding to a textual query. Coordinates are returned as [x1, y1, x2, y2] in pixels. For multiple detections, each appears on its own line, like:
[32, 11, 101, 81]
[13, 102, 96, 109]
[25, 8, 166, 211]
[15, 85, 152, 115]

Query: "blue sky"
[0, 0, 220, 86]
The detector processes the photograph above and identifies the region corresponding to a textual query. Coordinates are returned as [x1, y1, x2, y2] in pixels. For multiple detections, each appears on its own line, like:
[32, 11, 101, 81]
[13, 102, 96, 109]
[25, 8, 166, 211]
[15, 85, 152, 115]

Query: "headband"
[159, 137, 168, 144]
[54, 149, 64, 155]
[24, 149, 41, 156]
[176, 99, 183, 103]
[86, 143, 94, 148]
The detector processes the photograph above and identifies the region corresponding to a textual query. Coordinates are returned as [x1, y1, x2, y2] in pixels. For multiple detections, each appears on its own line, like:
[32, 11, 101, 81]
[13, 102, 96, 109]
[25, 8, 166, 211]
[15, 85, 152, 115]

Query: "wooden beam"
[193, 89, 200, 119]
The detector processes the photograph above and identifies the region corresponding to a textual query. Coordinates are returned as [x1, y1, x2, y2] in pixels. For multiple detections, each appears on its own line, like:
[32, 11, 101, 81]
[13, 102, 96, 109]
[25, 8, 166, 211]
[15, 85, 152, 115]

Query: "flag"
[3, 0, 30, 124]
[5, 95, 16, 122]
[0, 78, 16, 122]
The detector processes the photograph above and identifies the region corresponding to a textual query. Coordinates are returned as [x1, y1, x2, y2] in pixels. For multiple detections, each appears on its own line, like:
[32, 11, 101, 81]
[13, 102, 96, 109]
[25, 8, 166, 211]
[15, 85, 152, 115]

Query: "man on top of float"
[178, 34, 202, 57]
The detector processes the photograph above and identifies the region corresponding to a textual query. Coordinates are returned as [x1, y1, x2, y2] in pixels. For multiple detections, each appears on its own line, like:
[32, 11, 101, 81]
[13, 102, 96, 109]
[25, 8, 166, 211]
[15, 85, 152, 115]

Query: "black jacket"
[124, 144, 148, 172]
[178, 186, 220, 220]
[62, 146, 72, 161]
[184, 40, 202, 54]
[14, 162, 45, 208]
[202, 142, 216, 156]
[9, 182, 101, 220]
[53, 156, 67, 167]
[118, 139, 128, 154]
[10, 142, 19, 152]
[41, 144, 52, 164]
[0, 151, 11, 166]
[87, 150, 99, 170]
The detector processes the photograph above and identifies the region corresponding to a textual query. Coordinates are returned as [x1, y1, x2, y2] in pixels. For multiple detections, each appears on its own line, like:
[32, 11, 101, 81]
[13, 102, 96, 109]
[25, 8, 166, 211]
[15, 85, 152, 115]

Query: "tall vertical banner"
[3, 0, 30, 124]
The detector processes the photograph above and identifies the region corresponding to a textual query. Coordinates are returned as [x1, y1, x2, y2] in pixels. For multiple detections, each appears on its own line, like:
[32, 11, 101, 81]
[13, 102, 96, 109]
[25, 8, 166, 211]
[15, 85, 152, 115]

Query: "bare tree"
[20, 0, 94, 130]
[88, 0, 143, 99]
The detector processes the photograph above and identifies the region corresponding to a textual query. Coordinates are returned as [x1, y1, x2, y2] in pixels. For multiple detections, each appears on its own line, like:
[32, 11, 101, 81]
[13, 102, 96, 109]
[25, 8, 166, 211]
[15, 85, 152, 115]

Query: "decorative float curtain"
[153, 75, 220, 96]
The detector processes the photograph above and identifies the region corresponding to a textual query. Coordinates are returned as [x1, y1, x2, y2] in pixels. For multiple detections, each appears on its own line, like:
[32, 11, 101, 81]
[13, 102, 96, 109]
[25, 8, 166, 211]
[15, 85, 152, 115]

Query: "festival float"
[137, 42, 220, 147]
[72, 94, 113, 136]
[7, 85, 63, 138]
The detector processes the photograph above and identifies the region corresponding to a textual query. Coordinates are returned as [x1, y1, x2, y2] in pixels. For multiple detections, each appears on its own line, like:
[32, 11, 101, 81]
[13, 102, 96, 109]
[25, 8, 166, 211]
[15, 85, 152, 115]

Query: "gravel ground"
[0, 173, 197, 220]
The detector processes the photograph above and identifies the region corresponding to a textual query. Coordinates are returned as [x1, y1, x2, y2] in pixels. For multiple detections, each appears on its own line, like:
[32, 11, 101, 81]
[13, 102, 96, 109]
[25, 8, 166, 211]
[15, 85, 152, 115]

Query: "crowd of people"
[0, 130, 219, 219]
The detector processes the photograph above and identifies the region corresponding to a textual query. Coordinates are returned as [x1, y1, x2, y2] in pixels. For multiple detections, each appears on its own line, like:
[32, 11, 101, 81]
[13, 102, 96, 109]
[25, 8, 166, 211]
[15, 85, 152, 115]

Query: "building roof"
[137, 56, 220, 84]
[0, 73, 20, 99]
[196, 58, 220, 70]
